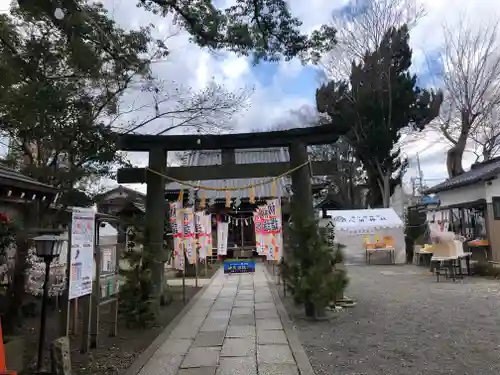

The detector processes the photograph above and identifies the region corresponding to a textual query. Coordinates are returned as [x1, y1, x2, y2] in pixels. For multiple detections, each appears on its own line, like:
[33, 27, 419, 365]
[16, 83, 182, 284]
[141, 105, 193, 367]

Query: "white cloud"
[76, 0, 500, 190]
[4, 0, 499, 193]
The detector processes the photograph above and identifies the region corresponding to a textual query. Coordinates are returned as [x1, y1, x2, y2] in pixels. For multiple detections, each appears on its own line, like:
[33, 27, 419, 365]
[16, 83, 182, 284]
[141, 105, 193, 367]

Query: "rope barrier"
[145, 159, 311, 191]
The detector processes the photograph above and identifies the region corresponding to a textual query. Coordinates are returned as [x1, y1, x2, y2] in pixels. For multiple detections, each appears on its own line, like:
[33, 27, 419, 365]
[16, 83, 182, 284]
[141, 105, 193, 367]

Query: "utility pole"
[415, 153, 424, 200]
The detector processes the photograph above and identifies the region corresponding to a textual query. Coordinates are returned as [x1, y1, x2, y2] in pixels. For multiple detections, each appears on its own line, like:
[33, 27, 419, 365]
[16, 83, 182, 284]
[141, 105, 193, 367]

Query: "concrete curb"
[125, 268, 222, 375]
[264, 266, 316, 375]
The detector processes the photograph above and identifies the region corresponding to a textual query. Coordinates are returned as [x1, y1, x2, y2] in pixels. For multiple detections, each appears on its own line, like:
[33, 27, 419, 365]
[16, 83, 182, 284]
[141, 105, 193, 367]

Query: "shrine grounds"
[280, 265, 500, 375]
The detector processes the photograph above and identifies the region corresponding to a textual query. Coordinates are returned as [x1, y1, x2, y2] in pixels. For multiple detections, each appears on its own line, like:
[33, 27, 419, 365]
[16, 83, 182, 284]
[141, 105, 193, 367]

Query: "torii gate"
[116, 125, 341, 296]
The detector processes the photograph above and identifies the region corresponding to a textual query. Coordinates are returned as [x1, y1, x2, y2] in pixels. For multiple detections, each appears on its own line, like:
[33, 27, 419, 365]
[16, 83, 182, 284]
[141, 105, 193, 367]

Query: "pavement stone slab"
[230, 314, 255, 326]
[138, 353, 183, 375]
[256, 319, 283, 331]
[155, 339, 193, 355]
[193, 331, 226, 347]
[232, 307, 254, 315]
[226, 325, 256, 338]
[207, 311, 231, 320]
[255, 310, 279, 320]
[257, 330, 288, 345]
[200, 323, 228, 332]
[234, 300, 254, 307]
[257, 364, 299, 375]
[257, 345, 295, 365]
[181, 347, 221, 368]
[234, 295, 254, 301]
[221, 338, 256, 357]
[177, 368, 217, 375]
[212, 303, 235, 311]
[255, 302, 276, 311]
[170, 325, 200, 339]
[216, 356, 257, 375]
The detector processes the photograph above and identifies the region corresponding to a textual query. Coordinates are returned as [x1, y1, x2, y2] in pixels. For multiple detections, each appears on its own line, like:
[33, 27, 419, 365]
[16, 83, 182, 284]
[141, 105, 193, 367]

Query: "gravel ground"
[283, 265, 500, 375]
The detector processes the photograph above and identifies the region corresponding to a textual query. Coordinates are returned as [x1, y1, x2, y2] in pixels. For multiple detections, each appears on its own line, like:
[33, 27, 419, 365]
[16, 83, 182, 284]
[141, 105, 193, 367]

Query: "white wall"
[437, 183, 486, 207]
[485, 177, 500, 203]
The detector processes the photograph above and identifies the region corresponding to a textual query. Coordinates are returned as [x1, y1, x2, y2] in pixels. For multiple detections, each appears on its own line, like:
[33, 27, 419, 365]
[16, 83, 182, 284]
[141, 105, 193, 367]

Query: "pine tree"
[119, 216, 157, 328]
[281, 209, 348, 319]
[316, 25, 443, 207]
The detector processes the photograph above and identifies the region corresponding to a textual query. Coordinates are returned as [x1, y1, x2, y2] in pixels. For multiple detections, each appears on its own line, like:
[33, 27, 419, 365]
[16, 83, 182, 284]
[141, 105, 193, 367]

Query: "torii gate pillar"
[145, 147, 167, 301]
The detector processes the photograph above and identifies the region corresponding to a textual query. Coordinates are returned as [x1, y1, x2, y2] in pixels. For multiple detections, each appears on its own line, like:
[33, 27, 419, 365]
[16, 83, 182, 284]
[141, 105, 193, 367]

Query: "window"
[492, 197, 500, 220]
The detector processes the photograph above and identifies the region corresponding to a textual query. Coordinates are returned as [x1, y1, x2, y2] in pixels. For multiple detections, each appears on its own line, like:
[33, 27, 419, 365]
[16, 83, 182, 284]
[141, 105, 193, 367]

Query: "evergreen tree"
[119, 216, 157, 328]
[281, 208, 348, 319]
[316, 25, 443, 207]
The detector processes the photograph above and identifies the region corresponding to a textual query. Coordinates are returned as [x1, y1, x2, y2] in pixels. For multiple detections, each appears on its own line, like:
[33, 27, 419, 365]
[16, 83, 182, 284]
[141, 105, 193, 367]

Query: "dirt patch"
[21, 285, 201, 375]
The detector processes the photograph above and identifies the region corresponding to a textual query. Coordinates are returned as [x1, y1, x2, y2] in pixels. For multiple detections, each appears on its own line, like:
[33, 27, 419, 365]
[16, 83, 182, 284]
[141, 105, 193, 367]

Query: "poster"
[254, 210, 264, 255]
[169, 202, 184, 270]
[217, 221, 228, 256]
[183, 207, 196, 264]
[69, 208, 95, 300]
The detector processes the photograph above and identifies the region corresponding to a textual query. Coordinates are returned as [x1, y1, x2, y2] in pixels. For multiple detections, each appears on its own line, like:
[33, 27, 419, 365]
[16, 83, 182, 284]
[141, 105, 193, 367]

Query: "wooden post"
[60, 226, 73, 337]
[72, 298, 78, 335]
[109, 224, 125, 337]
[146, 147, 167, 303]
[79, 294, 91, 353]
[90, 221, 101, 348]
[195, 248, 199, 288]
[289, 141, 313, 220]
[182, 250, 186, 304]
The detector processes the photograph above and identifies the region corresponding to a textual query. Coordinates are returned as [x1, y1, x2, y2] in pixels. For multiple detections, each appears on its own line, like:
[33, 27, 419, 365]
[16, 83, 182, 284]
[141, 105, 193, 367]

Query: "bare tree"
[116, 80, 252, 136]
[321, 0, 425, 80]
[432, 18, 500, 176]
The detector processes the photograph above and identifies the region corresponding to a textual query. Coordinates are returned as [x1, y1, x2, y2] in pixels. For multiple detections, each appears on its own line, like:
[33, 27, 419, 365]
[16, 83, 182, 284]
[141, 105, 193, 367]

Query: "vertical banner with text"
[261, 199, 282, 261]
[254, 210, 264, 255]
[205, 214, 213, 256]
[217, 221, 228, 256]
[169, 202, 184, 270]
[195, 211, 210, 259]
[183, 207, 196, 264]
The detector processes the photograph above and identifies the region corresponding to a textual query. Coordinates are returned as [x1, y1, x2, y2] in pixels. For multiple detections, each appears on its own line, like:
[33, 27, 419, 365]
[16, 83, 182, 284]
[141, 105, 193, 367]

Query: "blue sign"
[224, 260, 256, 273]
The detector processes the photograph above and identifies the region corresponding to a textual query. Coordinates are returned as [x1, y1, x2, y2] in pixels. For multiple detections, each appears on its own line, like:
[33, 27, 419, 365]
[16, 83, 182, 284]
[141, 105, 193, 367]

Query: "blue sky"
[252, 63, 320, 99]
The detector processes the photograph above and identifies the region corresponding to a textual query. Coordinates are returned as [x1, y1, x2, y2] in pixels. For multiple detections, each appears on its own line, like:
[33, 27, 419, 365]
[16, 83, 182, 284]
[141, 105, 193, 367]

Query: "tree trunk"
[304, 300, 316, 318]
[483, 146, 492, 161]
[447, 110, 472, 178]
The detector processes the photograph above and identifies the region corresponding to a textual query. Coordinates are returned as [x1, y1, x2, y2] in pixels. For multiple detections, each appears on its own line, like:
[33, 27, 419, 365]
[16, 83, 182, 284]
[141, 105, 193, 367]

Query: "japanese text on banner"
[260, 199, 283, 261]
[254, 211, 264, 255]
[217, 221, 228, 256]
[169, 201, 184, 270]
[183, 207, 196, 264]
[195, 212, 212, 259]
[205, 214, 213, 256]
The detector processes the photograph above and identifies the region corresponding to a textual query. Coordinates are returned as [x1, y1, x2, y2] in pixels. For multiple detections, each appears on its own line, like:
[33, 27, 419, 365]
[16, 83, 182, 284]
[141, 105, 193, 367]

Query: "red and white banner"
[260, 199, 283, 261]
[195, 212, 212, 259]
[169, 201, 184, 270]
[183, 207, 196, 264]
[254, 208, 265, 255]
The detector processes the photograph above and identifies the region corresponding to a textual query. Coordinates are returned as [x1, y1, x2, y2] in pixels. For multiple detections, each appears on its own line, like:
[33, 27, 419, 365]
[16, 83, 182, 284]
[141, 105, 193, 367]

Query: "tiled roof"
[165, 148, 292, 199]
[424, 157, 500, 194]
[0, 165, 58, 193]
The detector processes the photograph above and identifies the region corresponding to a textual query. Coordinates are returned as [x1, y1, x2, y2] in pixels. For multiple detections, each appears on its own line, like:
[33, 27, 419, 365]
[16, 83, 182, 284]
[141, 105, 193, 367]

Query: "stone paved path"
[137, 264, 306, 375]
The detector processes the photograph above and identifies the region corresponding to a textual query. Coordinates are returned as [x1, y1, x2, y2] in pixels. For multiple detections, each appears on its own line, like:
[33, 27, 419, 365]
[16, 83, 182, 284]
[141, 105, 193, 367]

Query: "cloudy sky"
[1, 0, 499, 194]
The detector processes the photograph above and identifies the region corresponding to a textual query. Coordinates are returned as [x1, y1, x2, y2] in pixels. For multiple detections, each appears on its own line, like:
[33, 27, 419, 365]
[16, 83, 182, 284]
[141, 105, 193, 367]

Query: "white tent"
[320, 208, 405, 265]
